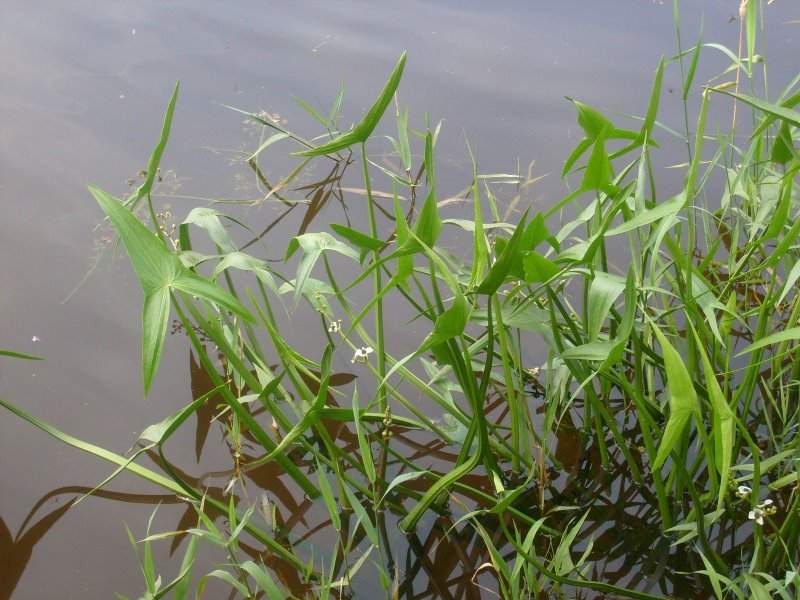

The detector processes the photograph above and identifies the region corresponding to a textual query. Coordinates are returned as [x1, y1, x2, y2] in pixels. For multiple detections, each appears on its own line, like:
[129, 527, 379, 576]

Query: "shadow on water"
[1, 397, 727, 598]
[0, 488, 177, 600]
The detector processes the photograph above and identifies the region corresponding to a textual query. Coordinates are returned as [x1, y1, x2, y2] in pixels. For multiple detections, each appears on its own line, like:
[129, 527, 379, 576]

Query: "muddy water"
[1, 1, 798, 598]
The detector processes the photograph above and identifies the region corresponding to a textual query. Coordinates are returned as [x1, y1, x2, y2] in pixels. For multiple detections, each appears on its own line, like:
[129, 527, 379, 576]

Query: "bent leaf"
[295, 51, 407, 156]
[586, 271, 626, 342]
[287, 232, 359, 305]
[690, 325, 734, 509]
[652, 323, 698, 469]
[605, 192, 684, 237]
[716, 89, 800, 128]
[737, 327, 800, 356]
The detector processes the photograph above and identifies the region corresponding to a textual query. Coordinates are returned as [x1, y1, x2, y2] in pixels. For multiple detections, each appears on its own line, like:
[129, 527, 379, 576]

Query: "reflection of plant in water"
[4, 3, 800, 598]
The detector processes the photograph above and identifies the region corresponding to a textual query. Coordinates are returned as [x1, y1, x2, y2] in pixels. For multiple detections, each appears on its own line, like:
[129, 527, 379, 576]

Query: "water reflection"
[0, 488, 178, 600]
[1, 382, 730, 599]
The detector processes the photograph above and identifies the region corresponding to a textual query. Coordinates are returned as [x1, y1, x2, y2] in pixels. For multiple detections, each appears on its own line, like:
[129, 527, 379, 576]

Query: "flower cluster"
[748, 498, 777, 526]
[734, 485, 778, 526]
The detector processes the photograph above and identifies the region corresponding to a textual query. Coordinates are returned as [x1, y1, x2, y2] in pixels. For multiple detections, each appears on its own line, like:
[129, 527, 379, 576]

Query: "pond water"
[1, 1, 798, 598]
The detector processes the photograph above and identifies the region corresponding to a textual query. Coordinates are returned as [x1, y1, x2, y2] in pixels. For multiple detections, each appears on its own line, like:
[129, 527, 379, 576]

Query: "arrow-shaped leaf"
[91, 186, 254, 395]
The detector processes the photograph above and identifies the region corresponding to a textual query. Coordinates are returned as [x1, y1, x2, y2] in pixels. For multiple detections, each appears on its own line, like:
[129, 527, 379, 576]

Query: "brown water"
[1, 1, 799, 598]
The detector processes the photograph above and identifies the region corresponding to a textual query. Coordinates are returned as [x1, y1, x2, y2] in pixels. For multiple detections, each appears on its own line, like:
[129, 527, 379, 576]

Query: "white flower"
[31, 336, 40, 342]
[327, 319, 342, 333]
[736, 485, 752, 498]
[748, 508, 765, 525]
[351, 346, 374, 364]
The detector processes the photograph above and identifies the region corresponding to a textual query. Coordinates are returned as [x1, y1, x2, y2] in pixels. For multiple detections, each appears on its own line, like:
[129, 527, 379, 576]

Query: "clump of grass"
[3, 2, 800, 598]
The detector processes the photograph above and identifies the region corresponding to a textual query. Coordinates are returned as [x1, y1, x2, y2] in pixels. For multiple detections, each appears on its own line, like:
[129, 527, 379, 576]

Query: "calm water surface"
[1, 1, 798, 598]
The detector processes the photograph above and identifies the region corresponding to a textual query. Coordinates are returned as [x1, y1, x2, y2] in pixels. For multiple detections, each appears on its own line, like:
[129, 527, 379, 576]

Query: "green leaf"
[771, 121, 796, 164]
[183, 208, 237, 253]
[562, 137, 593, 178]
[207, 570, 251, 597]
[327, 82, 345, 125]
[586, 271, 626, 342]
[396, 106, 411, 171]
[568, 98, 614, 140]
[413, 132, 442, 248]
[716, 89, 800, 128]
[212, 251, 279, 294]
[260, 345, 331, 462]
[90, 186, 181, 291]
[0, 349, 44, 361]
[777, 261, 800, 306]
[561, 340, 618, 361]
[466, 139, 489, 289]
[392, 195, 414, 286]
[380, 470, 430, 504]
[605, 192, 685, 236]
[641, 57, 665, 140]
[683, 40, 702, 102]
[248, 132, 290, 161]
[762, 216, 800, 271]
[737, 327, 800, 356]
[330, 223, 384, 258]
[508, 213, 551, 279]
[522, 251, 560, 283]
[288, 232, 359, 304]
[92, 185, 254, 394]
[240, 562, 284, 600]
[141, 287, 171, 396]
[690, 325, 734, 510]
[421, 294, 469, 352]
[689, 272, 726, 346]
[581, 133, 612, 191]
[352, 386, 376, 484]
[477, 210, 530, 294]
[652, 323, 698, 469]
[171, 534, 197, 600]
[293, 95, 329, 126]
[552, 511, 589, 576]
[357, 51, 408, 140]
[341, 484, 380, 547]
[295, 51, 407, 156]
[573, 267, 637, 372]
[745, 0, 757, 73]
[130, 81, 179, 210]
[172, 272, 254, 322]
[316, 463, 341, 531]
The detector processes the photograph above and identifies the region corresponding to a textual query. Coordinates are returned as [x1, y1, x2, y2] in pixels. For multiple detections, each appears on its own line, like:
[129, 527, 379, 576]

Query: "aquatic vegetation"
[2, 2, 800, 598]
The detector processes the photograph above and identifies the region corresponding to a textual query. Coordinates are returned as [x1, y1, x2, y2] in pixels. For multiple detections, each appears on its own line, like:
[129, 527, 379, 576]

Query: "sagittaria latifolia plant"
[3, 3, 800, 598]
